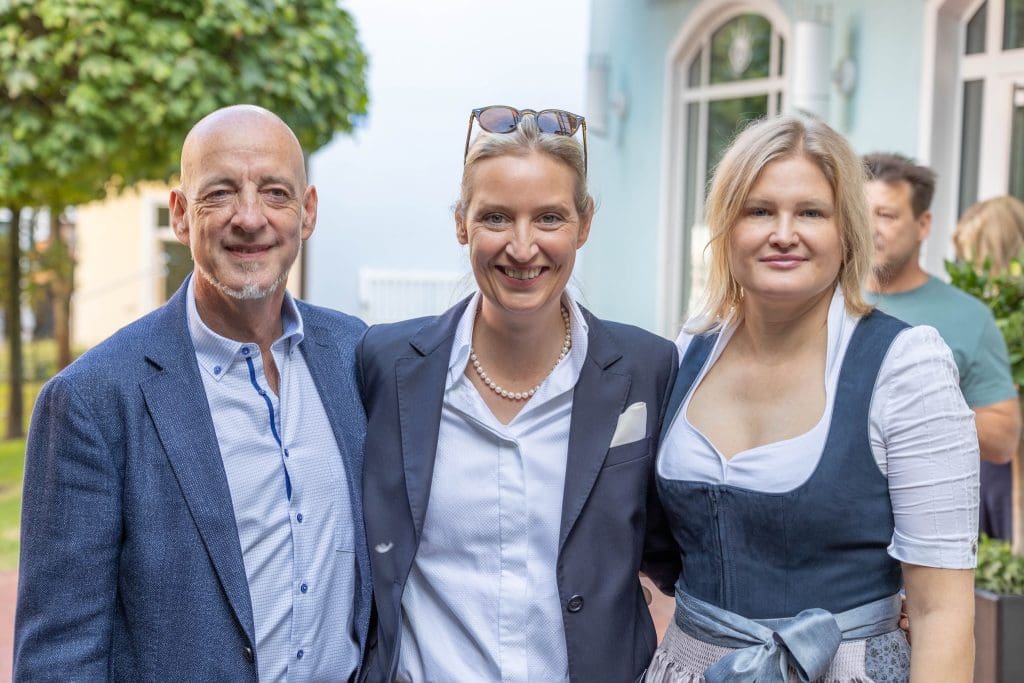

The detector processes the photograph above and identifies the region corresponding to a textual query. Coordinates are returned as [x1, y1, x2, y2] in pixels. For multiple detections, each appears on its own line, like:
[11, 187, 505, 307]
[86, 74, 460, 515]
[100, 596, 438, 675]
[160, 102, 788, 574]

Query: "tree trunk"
[6, 206, 24, 439]
[49, 206, 73, 369]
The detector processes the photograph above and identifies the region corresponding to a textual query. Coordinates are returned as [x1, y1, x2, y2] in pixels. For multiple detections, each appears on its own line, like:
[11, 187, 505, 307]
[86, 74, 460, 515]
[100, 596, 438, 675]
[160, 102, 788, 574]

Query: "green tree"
[1, 0, 368, 438]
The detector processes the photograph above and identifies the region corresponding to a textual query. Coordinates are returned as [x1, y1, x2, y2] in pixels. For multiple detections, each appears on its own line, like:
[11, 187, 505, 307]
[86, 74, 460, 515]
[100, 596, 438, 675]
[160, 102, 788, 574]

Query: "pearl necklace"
[470, 306, 572, 401]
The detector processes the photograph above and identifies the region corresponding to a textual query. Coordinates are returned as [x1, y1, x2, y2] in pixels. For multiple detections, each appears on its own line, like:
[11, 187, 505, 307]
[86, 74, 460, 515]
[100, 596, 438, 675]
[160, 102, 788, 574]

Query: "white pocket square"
[610, 402, 647, 448]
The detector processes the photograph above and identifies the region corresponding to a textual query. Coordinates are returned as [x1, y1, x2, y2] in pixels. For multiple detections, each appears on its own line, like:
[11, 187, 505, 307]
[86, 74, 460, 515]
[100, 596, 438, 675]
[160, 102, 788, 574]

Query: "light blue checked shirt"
[186, 279, 358, 682]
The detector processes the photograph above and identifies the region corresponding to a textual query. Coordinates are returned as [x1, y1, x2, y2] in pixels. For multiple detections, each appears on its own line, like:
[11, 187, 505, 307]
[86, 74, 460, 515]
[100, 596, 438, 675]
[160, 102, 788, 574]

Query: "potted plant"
[947, 258, 1024, 682]
[973, 536, 1024, 681]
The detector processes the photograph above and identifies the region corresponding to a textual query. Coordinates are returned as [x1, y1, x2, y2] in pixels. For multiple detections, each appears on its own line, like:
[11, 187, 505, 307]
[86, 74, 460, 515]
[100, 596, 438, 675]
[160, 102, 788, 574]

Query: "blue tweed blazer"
[14, 277, 370, 681]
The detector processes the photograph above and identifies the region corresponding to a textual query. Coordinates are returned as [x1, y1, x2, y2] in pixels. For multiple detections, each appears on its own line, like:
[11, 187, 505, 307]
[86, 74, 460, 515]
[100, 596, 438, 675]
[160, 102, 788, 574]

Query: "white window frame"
[920, 0, 1024, 274]
[656, 0, 790, 336]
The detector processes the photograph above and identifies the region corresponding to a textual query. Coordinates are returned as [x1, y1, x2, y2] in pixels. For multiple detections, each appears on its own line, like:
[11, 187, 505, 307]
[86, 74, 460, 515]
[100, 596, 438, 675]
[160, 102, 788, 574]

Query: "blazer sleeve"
[14, 375, 122, 678]
[641, 343, 682, 595]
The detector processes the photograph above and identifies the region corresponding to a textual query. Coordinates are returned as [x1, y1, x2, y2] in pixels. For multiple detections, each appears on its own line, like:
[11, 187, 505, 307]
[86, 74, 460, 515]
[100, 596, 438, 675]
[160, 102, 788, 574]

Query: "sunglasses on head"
[463, 105, 588, 173]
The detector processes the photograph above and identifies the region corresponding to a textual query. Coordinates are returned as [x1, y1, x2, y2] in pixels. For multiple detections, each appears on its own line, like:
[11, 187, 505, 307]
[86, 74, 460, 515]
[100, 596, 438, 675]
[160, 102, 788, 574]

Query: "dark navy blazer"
[358, 298, 680, 683]
[14, 277, 371, 682]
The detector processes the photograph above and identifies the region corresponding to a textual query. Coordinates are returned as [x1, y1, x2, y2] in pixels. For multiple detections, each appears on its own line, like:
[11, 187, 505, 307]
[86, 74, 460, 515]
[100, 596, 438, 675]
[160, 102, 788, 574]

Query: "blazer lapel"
[298, 321, 365, 522]
[398, 300, 469, 540]
[559, 312, 631, 551]
[139, 290, 256, 647]
[299, 316, 374, 650]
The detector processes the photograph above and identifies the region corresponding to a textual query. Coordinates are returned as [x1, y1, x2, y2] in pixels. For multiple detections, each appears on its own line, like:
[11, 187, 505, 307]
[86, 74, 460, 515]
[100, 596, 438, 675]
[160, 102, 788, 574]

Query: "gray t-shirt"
[866, 276, 1017, 408]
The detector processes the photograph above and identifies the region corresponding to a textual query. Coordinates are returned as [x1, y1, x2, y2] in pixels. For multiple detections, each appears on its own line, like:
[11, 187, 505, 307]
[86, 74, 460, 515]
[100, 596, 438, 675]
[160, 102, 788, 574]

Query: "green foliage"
[946, 258, 1024, 387]
[0, 437, 25, 571]
[0, 0, 369, 208]
[975, 534, 1024, 595]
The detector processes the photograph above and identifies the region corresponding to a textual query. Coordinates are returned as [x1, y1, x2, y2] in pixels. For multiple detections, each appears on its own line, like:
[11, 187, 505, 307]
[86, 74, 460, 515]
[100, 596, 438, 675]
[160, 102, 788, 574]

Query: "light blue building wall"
[581, 0, 931, 332]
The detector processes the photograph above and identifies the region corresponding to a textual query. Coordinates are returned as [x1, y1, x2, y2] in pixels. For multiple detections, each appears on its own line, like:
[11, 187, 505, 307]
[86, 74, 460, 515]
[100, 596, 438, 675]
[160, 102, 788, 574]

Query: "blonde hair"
[953, 195, 1024, 276]
[692, 115, 873, 331]
[455, 115, 593, 219]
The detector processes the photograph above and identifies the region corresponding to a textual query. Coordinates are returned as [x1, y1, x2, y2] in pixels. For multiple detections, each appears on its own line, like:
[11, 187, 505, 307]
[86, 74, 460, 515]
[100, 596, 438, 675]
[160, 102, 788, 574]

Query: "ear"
[576, 198, 595, 249]
[301, 185, 318, 241]
[455, 211, 469, 245]
[169, 189, 190, 247]
[917, 210, 932, 242]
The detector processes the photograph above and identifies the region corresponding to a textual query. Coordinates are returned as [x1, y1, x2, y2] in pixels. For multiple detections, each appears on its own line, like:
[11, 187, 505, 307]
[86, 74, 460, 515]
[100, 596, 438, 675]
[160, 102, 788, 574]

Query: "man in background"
[864, 152, 1021, 540]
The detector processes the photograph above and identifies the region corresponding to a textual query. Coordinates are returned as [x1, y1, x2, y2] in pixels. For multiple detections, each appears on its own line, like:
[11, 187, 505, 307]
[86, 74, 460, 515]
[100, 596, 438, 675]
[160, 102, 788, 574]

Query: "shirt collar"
[186, 276, 305, 381]
[445, 291, 590, 395]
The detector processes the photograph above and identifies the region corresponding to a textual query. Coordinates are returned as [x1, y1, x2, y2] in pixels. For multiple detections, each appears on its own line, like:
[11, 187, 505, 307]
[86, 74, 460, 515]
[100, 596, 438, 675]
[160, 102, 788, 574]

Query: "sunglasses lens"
[536, 110, 579, 135]
[477, 107, 519, 133]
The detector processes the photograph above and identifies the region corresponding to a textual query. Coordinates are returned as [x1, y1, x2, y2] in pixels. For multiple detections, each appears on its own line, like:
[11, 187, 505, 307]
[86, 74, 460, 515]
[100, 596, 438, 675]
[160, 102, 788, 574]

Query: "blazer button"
[567, 595, 584, 613]
[243, 646, 254, 662]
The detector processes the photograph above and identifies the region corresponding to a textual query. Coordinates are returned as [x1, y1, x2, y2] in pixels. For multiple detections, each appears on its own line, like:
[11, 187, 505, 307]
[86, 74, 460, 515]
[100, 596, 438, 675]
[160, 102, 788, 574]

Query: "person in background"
[359, 106, 679, 682]
[864, 153, 1021, 541]
[649, 116, 978, 681]
[15, 105, 371, 681]
[951, 193, 1024, 540]
[954, 194, 1024, 276]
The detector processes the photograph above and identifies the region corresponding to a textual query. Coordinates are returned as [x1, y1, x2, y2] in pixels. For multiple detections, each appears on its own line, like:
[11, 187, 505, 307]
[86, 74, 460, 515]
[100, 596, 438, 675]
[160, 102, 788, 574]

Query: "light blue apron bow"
[674, 590, 902, 683]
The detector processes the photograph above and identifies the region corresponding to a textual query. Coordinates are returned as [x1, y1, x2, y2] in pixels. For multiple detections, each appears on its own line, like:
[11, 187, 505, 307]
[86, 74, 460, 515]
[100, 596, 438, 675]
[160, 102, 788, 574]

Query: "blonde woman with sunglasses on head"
[358, 106, 680, 682]
[646, 115, 978, 682]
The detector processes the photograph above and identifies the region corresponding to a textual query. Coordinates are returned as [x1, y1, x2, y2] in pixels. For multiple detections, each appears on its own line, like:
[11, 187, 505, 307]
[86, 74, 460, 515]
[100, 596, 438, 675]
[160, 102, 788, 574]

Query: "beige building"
[72, 184, 303, 347]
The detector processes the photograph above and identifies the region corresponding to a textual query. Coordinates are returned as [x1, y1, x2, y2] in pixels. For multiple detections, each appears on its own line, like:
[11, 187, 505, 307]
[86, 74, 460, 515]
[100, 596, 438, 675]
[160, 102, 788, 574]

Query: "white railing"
[358, 268, 469, 324]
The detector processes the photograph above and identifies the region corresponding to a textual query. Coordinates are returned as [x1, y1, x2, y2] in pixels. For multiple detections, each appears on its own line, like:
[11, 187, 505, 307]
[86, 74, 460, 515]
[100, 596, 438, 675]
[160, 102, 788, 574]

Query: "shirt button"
[300, 582, 308, 593]
[241, 347, 250, 356]
[243, 646, 254, 662]
[213, 365, 222, 375]
[296, 513, 303, 523]
[284, 448, 290, 458]
[566, 595, 584, 613]
[296, 649, 304, 660]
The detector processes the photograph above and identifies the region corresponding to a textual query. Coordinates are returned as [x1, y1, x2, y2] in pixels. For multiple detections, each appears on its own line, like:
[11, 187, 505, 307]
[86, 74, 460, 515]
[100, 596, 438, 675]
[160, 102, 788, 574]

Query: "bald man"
[15, 106, 371, 681]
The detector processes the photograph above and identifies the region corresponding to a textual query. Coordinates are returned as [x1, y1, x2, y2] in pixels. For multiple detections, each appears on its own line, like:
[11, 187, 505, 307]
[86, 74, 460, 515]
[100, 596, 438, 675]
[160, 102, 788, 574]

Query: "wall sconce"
[587, 54, 627, 137]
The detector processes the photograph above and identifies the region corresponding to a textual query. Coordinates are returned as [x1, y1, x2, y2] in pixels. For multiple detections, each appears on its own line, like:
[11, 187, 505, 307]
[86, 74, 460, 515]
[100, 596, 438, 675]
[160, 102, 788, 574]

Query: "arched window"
[921, 0, 1024, 271]
[658, 3, 788, 334]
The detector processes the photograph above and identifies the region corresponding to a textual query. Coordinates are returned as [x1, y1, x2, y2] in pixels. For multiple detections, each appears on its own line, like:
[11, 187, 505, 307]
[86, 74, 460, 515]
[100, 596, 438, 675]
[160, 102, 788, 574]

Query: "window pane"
[1009, 86, 1024, 202]
[777, 35, 785, 76]
[688, 50, 703, 87]
[709, 14, 772, 84]
[156, 206, 170, 229]
[1005, 0, 1024, 49]
[706, 95, 768, 179]
[683, 102, 701, 232]
[966, 1, 987, 54]
[959, 79, 984, 216]
[163, 241, 193, 301]
[682, 102, 701, 318]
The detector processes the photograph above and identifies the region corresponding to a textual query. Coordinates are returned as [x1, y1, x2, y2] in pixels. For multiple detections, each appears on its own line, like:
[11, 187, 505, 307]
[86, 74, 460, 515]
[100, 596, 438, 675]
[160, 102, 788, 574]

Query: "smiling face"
[728, 154, 841, 309]
[457, 151, 591, 324]
[170, 109, 316, 311]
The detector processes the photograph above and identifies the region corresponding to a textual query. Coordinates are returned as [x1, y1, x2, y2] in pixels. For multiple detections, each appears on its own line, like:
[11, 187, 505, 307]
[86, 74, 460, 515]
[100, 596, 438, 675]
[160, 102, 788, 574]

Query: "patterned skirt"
[645, 619, 910, 683]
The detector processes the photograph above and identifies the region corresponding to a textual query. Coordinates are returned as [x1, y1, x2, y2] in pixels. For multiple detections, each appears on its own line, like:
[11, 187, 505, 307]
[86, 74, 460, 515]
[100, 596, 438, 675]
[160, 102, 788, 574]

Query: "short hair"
[953, 195, 1024, 276]
[455, 115, 592, 219]
[863, 152, 936, 217]
[692, 115, 873, 331]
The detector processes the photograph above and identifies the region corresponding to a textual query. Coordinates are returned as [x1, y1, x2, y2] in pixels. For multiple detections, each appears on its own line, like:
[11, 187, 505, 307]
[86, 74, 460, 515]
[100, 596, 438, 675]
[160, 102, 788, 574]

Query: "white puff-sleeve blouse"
[657, 288, 980, 569]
